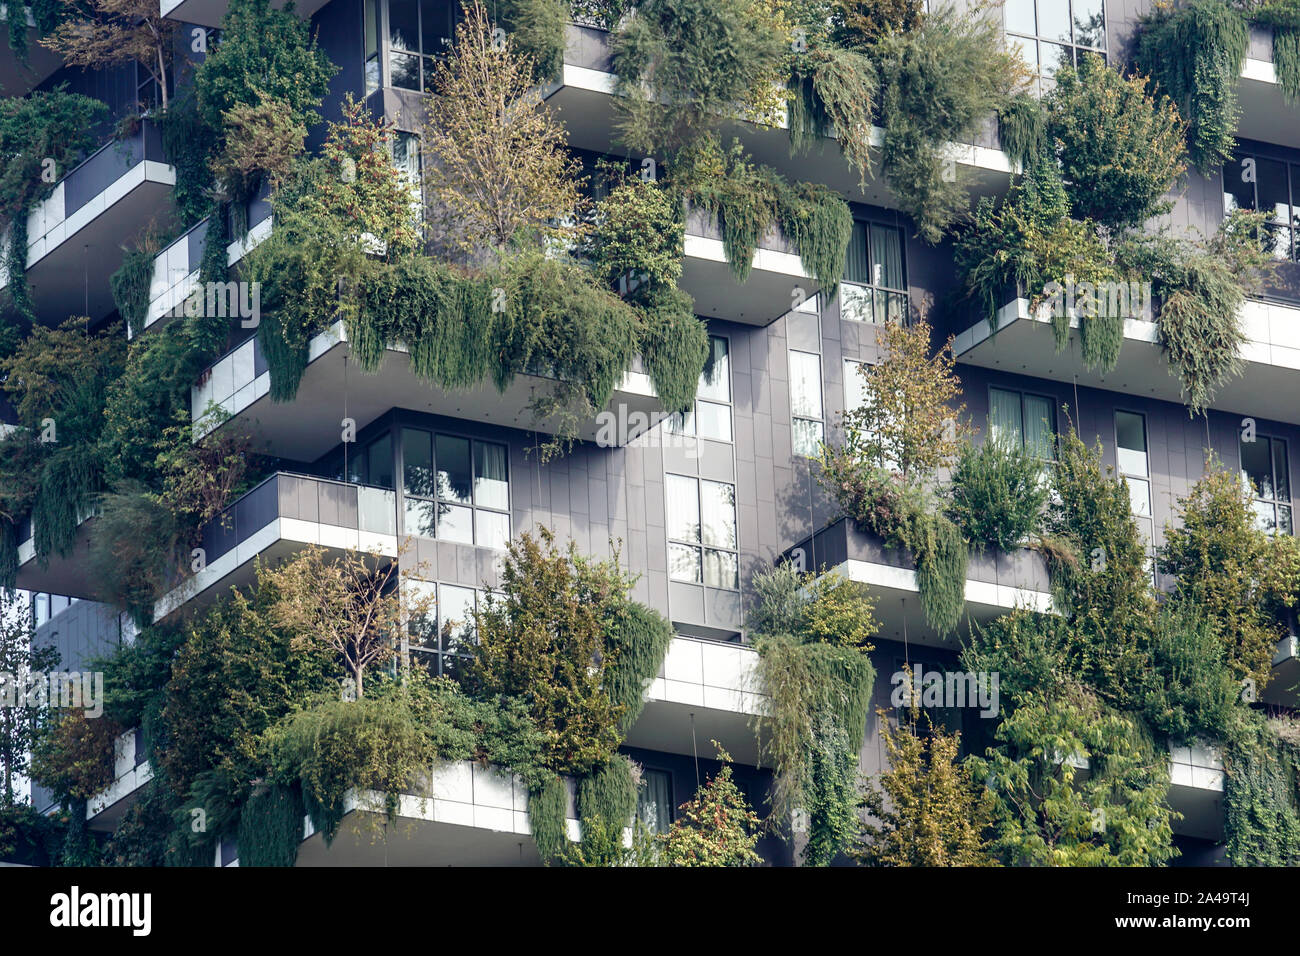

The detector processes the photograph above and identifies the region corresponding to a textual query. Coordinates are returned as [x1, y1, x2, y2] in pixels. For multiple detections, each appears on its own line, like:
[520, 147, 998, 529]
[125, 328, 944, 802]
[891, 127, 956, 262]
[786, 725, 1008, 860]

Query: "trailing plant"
[610, 0, 787, 154]
[495, 0, 568, 82]
[573, 754, 638, 865]
[637, 286, 710, 416]
[157, 93, 219, 230]
[854, 712, 995, 866]
[948, 438, 1049, 553]
[235, 783, 306, 867]
[1044, 53, 1186, 229]
[670, 135, 852, 295]
[604, 601, 674, 735]
[871, 3, 1022, 242]
[996, 92, 1046, 169]
[527, 773, 570, 864]
[658, 745, 761, 866]
[749, 564, 875, 852]
[109, 242, 159, 334]
[1222, 712, 1300, 866]
[1134, 0, 1249, 174]
[786, 43, 876, 186]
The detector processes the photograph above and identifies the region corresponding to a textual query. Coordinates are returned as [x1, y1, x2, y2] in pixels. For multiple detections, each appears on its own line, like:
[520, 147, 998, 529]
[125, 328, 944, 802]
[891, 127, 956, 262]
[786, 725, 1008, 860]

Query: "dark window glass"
[367, 434, 394, 488]
[436, 435, 472, 503]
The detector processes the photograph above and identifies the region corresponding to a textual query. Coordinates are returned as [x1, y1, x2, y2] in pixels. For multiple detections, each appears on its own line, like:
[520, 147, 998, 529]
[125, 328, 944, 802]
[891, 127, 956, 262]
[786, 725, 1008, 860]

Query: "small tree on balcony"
[42, 0, 176, 111]
[0, 595, 60, 807]
[422, 0, 584, 259]
[261, 544, 431, 701]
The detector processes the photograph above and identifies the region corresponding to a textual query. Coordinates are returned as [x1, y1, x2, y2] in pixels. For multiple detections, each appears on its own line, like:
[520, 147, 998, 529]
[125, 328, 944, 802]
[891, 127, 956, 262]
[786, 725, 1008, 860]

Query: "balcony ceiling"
[159, 0, 329, 29]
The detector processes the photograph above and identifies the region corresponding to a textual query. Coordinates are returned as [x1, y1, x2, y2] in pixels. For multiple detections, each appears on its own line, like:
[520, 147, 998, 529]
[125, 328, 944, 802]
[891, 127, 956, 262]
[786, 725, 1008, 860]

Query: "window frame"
[668, 334, 734, 443]
[840, 220, 909, 325]
[987, 385, 1058, 461]
[665, 474, 740, 590]
[1240, 432, 1294, 536]
[789, 348, 825, 458]
[399, 426, 512, 549]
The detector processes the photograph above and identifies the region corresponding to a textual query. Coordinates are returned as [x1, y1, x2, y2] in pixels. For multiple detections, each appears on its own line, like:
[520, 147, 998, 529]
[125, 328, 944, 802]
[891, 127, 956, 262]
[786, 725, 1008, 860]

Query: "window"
[388, 0, 456, 92]
[667, 475, 739, 588]
[365, 0, 381, 94]
[1115, 411, 1155, 577]
[989, 387, 1056, 459]
[1223, 151, 1300, 262]
[843, 359, 869, 415]
[407, 580, 479, 678]
[637, 769, 674, 835]
[789, 350, 824, 457]
[1241, 433, 1293, 535]
[329, 432, 396, 488]
[1006, 0, 1106, 93]
[841, 222, 907, 323]
[401, 428, 511, 548]
[668, 336, 733, 442]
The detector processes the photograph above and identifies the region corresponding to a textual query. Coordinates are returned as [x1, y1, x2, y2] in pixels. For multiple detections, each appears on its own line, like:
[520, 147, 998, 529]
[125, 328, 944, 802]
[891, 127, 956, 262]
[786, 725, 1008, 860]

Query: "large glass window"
[667, 475, 739, 588]
[790, 349, 824, 457]
[842, 222, 907, 323]
[1006, 0, 1106, 93]
[637, 769, 674, 836]
[990, 387, 1056, 460]
[401, 427, 511, 548]
[329, 432, 396, 488]
[407, 580, 479, 678]
[668, 336, 733, 442]
[1115, 411, 1155, 577]
[1223, 151, 1300, 263]
[388, 0, 456, 92]
[1241, 433, 1293, 535]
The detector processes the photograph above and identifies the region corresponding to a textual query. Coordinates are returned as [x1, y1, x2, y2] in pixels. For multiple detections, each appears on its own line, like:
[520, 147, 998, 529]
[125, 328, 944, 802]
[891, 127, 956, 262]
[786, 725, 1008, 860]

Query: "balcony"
[547, 25, 1016, 218]
[1167, 743, 1225, 841]
[1264, 634, 1299, 708]
[86, 729, 153, 833]
[192, 320, 669, 462]
[13, 510, 98, 600]
[623, 636, 766, 767]
[1, 120, 176, 326]
[159, 0, 329, 28]
[130, 201, 272, 338]
[953, 296, 1300, 425]
[290, 761, 579, 866]
[681, 204, 820, 326]
[1239, 26, 1300, 149]
[0, 5, 64, 97]
[787, 517, 1055, 649]
[152, 472, 399, 621]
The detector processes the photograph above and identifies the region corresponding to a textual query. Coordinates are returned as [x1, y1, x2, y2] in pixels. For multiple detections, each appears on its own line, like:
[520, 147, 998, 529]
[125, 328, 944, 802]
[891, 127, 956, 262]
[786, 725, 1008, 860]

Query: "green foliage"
[1223, 713, 1300, 866]
[855, 713, 994, 866]
[948, 438, 1049, 553]
[0, 89, 107, 320]
[637, 286, 710, 415]
[234, 784, 305, 867]
[1158, 460, 1287, 692]
[470, 528, 669, 775]
[1139, 598, 1239, 743]
[496, 0, 568, 82]
[610, 0, 786, 153]
[659, 749, 761, 866]
[574, 755, 638, 864]
[871, 3, 1021, 242]
[109, 245, 157, 334]
[1044, 53, 1186, 229]
[157, 92, 219, 229]
[30, 711, 123, 803]
[583, 172, 684, 293]
[1135, 0, 1248, 175]
[787, 43, 877, 186]
[604, 601, 674, 735]
[528, 774, 570, 863]
[1274, 27, 1300, 102]
[996, 92, 1046, 169]
[1043, 431, 1156, 705]
[749, 565, 875, 845]
[671, 136, 852, 295]
[87, 487, 181, 624]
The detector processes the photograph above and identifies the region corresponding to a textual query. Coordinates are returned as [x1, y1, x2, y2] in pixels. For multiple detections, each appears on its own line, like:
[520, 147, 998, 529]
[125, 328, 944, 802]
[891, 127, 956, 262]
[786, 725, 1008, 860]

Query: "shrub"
[949, 438, 1049, 553]
[659, 748, 761, 866]
[1044, 53, 1186, 229]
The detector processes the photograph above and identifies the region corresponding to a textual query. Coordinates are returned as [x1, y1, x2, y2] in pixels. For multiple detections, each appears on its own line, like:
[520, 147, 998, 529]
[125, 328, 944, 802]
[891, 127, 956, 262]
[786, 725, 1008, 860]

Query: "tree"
[1159, 461, 1286, 692]
[261, 544, 423, 701]
[820, 319, 967, 487]
[207, 91, 307, 200]
[0, 595, 59, 806]
[42, 0, 177, 110]
[1045, 53, 1186, 229]
[469, 527, 629, 774]
[854, 712, 994, 866]
[659, 746, 762, 866]
[422, 0, 584, 258]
